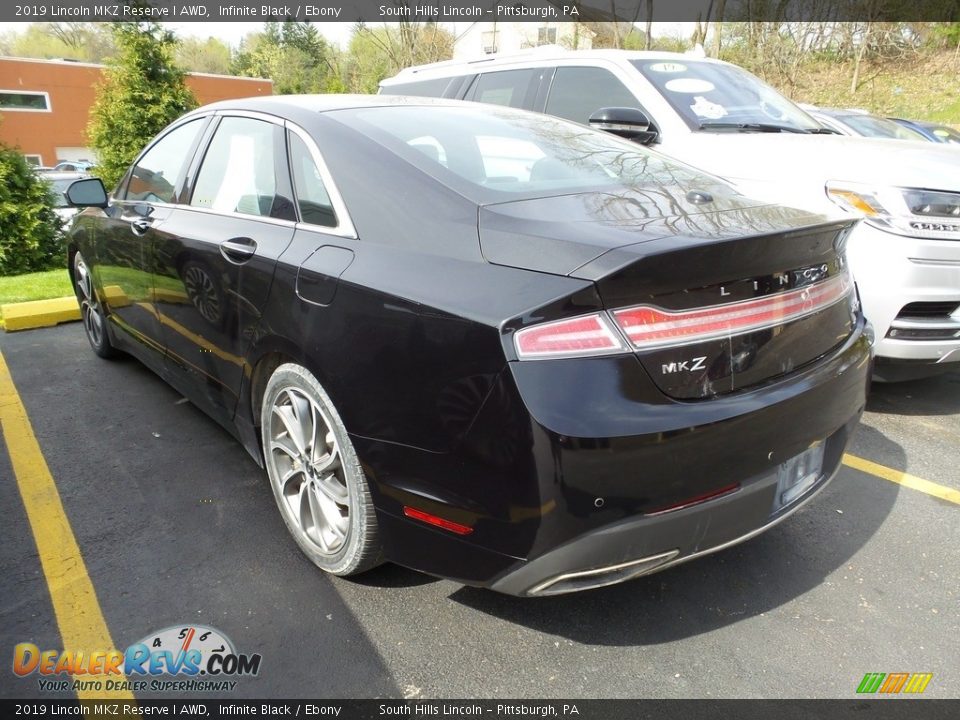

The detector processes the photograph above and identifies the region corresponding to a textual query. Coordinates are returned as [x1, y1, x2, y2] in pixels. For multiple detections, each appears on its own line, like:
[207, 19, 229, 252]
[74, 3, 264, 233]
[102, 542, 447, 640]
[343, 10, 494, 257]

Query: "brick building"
[0, 57, 272, 167]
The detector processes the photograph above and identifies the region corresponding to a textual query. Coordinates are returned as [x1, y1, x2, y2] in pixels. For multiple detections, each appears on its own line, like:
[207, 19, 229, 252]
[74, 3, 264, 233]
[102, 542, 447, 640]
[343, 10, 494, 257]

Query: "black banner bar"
[3, 700, 960, 720]
[3, 0, 960, 24]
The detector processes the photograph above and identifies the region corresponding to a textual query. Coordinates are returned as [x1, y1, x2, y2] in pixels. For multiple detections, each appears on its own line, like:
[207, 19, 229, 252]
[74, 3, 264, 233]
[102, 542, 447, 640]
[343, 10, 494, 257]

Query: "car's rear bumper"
[490, 423, 852, 596]
[362, 319, 871, 596]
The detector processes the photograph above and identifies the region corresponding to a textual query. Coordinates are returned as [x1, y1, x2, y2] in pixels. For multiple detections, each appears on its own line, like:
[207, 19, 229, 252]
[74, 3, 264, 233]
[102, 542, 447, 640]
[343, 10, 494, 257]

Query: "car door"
[150, 113, 297, 428]
[91, 117, 208, 371]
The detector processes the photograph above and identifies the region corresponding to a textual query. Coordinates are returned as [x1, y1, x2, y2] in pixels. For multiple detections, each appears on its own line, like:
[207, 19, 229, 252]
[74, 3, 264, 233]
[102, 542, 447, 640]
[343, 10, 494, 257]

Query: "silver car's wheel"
[74, 252, 115, 358]
[261, 363, 381, 575]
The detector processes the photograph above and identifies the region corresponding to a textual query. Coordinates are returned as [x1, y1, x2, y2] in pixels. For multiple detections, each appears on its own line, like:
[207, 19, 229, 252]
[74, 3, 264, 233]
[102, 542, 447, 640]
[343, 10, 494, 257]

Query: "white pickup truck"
[382, 48, 960, 381]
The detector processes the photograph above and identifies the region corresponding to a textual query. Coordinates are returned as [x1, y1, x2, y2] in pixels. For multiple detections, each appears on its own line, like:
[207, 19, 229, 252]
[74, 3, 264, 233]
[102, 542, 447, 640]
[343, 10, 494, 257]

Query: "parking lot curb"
[1, 297, 81, 332]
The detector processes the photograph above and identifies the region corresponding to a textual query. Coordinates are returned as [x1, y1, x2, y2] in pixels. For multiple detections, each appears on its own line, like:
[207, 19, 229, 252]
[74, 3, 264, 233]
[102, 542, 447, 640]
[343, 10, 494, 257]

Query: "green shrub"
[0, 145, 64, 276]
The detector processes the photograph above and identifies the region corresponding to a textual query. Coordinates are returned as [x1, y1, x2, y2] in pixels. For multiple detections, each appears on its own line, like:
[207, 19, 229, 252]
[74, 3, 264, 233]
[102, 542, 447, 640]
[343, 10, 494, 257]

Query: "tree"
[87, 22, 196, 190]
[176, 36, 233, 75]
[3, 23, 116, 63]
[233, 22, 343, 94]
[343, 23, 453, 93]
[0, 145, 63, 275]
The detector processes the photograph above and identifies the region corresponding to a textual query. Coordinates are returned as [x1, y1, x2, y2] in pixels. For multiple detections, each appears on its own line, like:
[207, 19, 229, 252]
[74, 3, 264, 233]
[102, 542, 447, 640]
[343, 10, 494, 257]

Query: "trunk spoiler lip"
[568, 218, 858, 281]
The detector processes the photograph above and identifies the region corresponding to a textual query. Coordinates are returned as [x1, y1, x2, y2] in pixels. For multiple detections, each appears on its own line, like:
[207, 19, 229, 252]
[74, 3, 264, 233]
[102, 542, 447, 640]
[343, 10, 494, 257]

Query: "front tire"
[260, 363, 382, 576]
[73, 252, 116, 359]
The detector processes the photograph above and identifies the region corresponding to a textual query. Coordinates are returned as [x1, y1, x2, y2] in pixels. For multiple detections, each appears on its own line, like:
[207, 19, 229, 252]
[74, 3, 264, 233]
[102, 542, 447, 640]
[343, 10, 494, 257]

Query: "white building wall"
[453, 22, 593, 60]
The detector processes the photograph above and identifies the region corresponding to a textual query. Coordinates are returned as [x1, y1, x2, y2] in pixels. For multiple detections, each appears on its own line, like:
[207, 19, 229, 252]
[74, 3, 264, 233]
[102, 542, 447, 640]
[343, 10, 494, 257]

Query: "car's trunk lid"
[480, 189, 859, 399]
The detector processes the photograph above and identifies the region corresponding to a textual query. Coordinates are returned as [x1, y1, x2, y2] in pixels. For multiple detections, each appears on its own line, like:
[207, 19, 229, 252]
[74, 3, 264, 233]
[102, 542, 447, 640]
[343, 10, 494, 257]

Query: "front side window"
[545, 66, 644, 125]
[124, 119, 203, 203]
[191, 117, 282, 218]
[288, 132, 337, 228]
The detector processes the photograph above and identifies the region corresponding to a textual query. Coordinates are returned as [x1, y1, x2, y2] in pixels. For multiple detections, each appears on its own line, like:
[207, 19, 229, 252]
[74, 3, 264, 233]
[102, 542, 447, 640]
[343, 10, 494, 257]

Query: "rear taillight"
[513, 271, 852, 360]
[612, 271, 852, 350]
[514, 313, 626, 359]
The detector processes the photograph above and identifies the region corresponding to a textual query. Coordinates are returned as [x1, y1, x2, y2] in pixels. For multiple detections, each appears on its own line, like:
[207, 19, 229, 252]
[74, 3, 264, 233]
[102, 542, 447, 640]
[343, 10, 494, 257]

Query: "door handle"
[131, 218, 153, 236]
[220, 237, 257, 263]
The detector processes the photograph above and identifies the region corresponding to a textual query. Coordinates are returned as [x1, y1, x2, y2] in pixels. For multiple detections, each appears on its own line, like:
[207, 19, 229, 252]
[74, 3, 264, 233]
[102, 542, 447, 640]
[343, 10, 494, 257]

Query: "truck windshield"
[632, 59, 823, 134]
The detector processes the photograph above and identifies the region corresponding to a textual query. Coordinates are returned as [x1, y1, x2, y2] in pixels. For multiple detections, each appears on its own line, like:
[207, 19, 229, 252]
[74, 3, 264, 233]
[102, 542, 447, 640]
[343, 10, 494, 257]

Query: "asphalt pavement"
[0, 324, 957, 699]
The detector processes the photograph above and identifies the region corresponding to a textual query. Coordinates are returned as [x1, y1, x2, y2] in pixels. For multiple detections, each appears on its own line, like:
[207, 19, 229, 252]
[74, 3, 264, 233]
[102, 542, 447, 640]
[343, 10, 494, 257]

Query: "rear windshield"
[332, 105, 728, 203]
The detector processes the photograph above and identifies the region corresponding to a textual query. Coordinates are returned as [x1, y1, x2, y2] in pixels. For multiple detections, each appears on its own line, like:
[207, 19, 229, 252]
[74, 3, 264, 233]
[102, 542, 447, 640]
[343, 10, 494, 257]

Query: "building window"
[538, 27, 557, 45]
[482, 31, 499, 54]
[23, 154, 43, 167]
[0, 90, 51, 112]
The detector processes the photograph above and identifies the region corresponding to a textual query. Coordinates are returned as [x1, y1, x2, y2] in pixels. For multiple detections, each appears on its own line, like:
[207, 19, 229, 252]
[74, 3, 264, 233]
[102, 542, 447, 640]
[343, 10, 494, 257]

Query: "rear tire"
[260, 363, 382, 576]
[73, 252, 116, 359]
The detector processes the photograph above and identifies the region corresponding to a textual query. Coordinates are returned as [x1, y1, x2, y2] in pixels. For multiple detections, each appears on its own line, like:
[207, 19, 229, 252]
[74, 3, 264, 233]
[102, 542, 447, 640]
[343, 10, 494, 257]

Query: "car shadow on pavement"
[866, 371, 960, 417]
[444, 423, 903, 646]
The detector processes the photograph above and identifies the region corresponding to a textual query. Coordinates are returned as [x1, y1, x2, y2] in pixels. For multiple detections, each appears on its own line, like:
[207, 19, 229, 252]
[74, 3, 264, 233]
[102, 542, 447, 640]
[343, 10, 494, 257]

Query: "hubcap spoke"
[315, 474, 349, 507]
[312, 482, 348, 539]
[273, 404, 307, 457]
[305, 480, 331, 552]
[271, 436, 299, 462]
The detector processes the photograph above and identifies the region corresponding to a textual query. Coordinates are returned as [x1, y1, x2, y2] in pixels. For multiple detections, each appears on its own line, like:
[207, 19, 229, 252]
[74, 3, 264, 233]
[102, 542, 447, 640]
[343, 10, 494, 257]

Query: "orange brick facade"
[0, 57, 272, 166]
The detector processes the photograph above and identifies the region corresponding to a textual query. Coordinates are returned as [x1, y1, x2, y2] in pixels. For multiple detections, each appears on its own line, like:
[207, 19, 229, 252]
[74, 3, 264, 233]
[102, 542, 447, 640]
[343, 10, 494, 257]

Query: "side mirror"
[66, 178, 109, 209]
[589, 107, 659, 145]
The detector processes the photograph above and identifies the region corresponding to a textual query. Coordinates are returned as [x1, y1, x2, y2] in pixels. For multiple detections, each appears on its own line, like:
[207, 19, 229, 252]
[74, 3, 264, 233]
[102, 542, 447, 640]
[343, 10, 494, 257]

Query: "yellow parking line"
[0, 349, 134, 700]
[843, 453, 960, 506]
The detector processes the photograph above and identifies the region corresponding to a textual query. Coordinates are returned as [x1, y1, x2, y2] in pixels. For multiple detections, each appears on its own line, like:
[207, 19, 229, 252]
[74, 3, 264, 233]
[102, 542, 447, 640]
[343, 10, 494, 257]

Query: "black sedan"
[65, 96, 872, 596]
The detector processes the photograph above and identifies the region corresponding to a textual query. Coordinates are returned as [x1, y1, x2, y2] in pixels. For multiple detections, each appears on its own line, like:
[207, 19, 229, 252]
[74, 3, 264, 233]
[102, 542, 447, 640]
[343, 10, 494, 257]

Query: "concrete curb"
[1, 297, 80, 332]
[1, 286, 133, 332]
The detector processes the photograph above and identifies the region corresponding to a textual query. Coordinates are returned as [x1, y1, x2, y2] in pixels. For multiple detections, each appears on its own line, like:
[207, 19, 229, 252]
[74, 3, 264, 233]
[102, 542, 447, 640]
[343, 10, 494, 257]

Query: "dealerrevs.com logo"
[13, 625, 261, 693]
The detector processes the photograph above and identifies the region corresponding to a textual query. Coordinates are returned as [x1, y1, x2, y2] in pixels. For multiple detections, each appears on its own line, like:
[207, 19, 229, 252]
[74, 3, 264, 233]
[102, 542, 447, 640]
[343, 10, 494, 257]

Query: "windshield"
[632, 59, 822, 133]
[839, 114, 928, 141]
[339, 105, 731, 203]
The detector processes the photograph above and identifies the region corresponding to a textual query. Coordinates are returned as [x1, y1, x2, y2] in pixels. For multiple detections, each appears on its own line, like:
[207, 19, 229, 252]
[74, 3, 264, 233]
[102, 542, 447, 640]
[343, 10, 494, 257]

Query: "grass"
[0, 269, 73, 306]
[782, 51, 960, 125]
[0, 268, 73, 329]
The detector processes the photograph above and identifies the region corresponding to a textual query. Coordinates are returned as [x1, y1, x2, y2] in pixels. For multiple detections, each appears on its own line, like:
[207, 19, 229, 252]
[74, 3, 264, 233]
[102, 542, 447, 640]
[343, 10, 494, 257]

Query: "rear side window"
[191, 117, 285, 219]
[124, 119, 203, 203]
[381, 77, 451, 98]
[288, 132, 338, 228]
[545, 67, 644, 125]
[469, 69, 539, 109]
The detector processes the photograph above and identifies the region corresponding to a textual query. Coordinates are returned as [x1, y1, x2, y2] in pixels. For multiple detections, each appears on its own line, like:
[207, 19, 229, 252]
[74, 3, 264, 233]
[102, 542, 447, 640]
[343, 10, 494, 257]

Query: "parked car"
[53, 160, 97, 172]
[888, 117, 960, 145]
[805, 107, 930, 142]
[64, 96, 871, 596]
[382, 49, 960, 381]
[42, 171, 91, 225]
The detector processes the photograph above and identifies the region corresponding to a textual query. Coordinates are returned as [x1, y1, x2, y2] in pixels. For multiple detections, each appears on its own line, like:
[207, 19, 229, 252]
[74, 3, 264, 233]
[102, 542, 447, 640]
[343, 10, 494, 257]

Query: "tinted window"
[288, 132, 337, 228]
[191, 117, 281, 218]
[381, 77, 451, 98]
[546, 67, 644, 125]
[342, 105, 725, 202]
[125, 119, 203, 203]
[470, 69, 539, 109]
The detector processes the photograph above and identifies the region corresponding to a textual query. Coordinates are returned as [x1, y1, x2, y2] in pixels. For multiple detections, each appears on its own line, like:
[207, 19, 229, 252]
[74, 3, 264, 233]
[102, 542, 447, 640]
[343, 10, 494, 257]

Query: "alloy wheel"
[268, 386, 350, 555]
